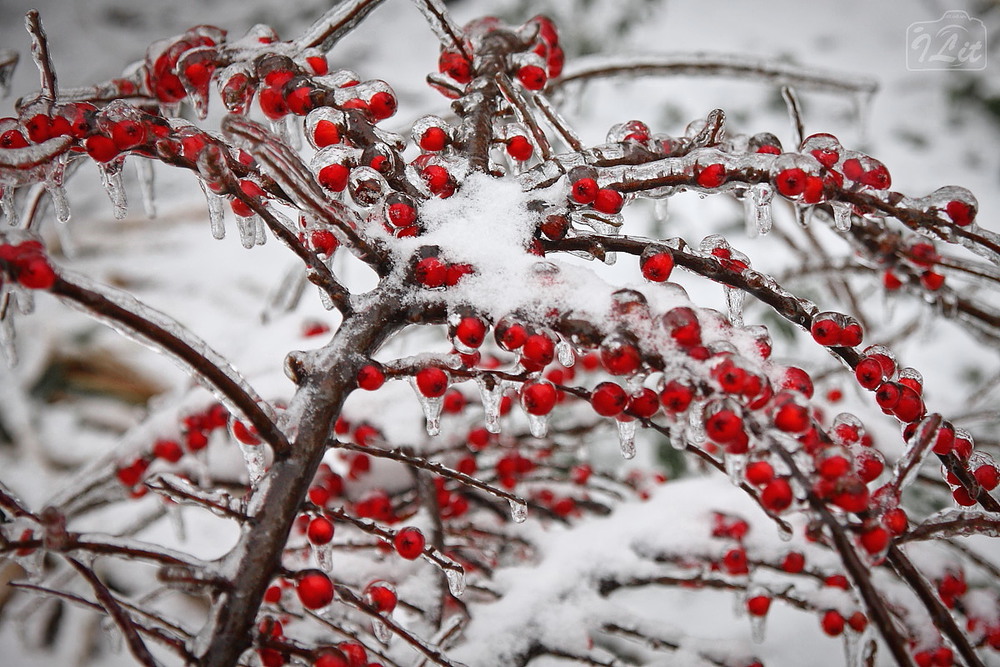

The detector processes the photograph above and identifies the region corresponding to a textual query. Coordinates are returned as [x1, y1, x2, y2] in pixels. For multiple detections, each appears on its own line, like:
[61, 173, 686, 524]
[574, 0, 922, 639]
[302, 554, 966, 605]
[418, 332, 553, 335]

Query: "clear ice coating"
[235, 213, 260, 249]
[475, 376, 504, 433]
[616, 418, 636, 459]
[237, 442, 266, 486]
[508, 498, 528, 523]
[99, 160, 128, 220]
[445, 567, 466, 596]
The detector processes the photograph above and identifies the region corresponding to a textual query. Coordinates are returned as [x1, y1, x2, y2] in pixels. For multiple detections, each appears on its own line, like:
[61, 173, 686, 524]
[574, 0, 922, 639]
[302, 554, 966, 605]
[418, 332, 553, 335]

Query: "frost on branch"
[0, 3, 999, 667]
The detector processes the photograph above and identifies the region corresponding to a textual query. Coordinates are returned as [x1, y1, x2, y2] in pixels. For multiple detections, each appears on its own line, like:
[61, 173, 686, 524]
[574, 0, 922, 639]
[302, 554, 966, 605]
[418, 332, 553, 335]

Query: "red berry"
[296, 570, 334, 609]
[364, 580, 397, 613]
[306, 56, 329, 75]
[773, 402, 809, 433]
[313, 120, 341, 147]
[415, 367, 448, 398]
[420, 126, 448, 151]
[591, 382, 628, 417]
[24, 114, 52, 142]
[781, 551, 805, 573]
[746, 595, 771, 616]
[367, 92, 397, 121]
[16, 256, 57, 289]
[945, 200, 975, 227]
[593, 188, 623, 214]
[455, 317, 488, 349]
[387, 202, 416, 227]
[258, 86, 288, 119]
[627, 388, 659, 418]
[774, 168, 807, 197]
[522, 334, 555, 367]
[640, 250, 674, 282]
[421, 164, 452, 195]
[517, 65, 547, 90]
[85, 135, 120, 162]
[854, 357, 885, 390]
[847, 611, 868, 633]
[356, 364, 385, 391]
[496, 321, 528, 351]
[695, 163, 726, 188]
[570, 177, 599, 204]
[722, 547, 749, 575]
[285, 86, 315, 115]
[110, 120, 146, 151]
[658, 381, 693, 414]
[860, 164, 891, 189]
[0, 129, 28, 149]
[745, 461, 774, 486]
[415, 256, 447, 288]
[310, 229, 339, 256]
[705, 409, 742, 443]
[811, 318, 842, 346]
[307, 516, 335, 545]
[975, 464, 1000, 491]
[920, 270, 945, 291]
[859, 526, 889, 554]
[761, 478, 793, 512]
[600, 341, 641, 376]
[393, 527, 425, 560]
[520, 380, 557, 415]
[152, 439, 183, 463]
[821, 609, 845, 636]
[506, 135, 533, 161]
[318, 163, 350, 192]
[439, 51, 472, 83]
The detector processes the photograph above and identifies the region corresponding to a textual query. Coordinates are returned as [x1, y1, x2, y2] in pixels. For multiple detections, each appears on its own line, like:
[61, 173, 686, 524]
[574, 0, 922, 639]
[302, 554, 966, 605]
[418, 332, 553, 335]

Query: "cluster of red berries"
[0, 240, 56, 290]
[115, 402, 230, 496]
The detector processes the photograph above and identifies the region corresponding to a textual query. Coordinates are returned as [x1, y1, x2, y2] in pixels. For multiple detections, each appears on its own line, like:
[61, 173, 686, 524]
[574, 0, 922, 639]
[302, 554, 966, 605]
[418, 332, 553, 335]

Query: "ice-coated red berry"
[420, 126, 448, 151]
[415, 256, 447, 288]
[696, 163, 726, 188]
[364, 580, 397, 614]
[455, 316, 488, 349]
[761, 478, 793, 512]
[781, 551, 805, 573]
[591, 382, 628, 417]
[593, 188, 623, 214]
[945, 200, 975, 227]
[744, 460, 774, 486]
[774, 168, 807, 197]
[318, 163, 350, 192]
[314, 649, 350, 667]
[521, 333, 555, 367]
[516, 65, 547, 90]
[367, 92, 397, 121]
[313, 120, 341, 147]
[640, 250, 674, 282]
[152, 439, 183, 463]
[307, 516, 335, 545]
[570, 177, 599, 204]
[296, 569, 334, 609]
[506, 135, 533, 161]
[415, 367, 448, 398]
[821, 609, 845, 636]
[393, 526, 425, 560]
[520, 380, 557, 415]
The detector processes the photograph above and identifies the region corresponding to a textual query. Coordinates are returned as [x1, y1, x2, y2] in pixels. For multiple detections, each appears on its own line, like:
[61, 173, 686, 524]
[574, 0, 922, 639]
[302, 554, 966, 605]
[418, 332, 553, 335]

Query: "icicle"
[556, 340, 575, 367]
[831, 201, 853, 232]
[526, 412, 548, 438]
[99, 161, 128, 219]
[372, 618, 391, 644]
[616, 418, 637, 459]
[475, 376, 504, 434]
[508, 498, 527, 523]
[235, 214, 259, 249]
[744, 183, 773, 237]
[314, 541, 333, 572]
[134, 158, 156, 218]
[268, 115, 294, 146]
[747, 602, 768, 643]
[843, 628, 864, 667]
[724, 287, 745, 327]
[410, 379, 445, 436]
[199, 181, 226, 239]
[254, 214, 267, 246]
[317, 284, 334, 310]
[237, 442, 266, 486]
[46, 183, 70, 223]
[724, 453, 746, 486]
[0, 301, 18, 367]
[445, 568, 465, 596]
[653, 198, 670, 224]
